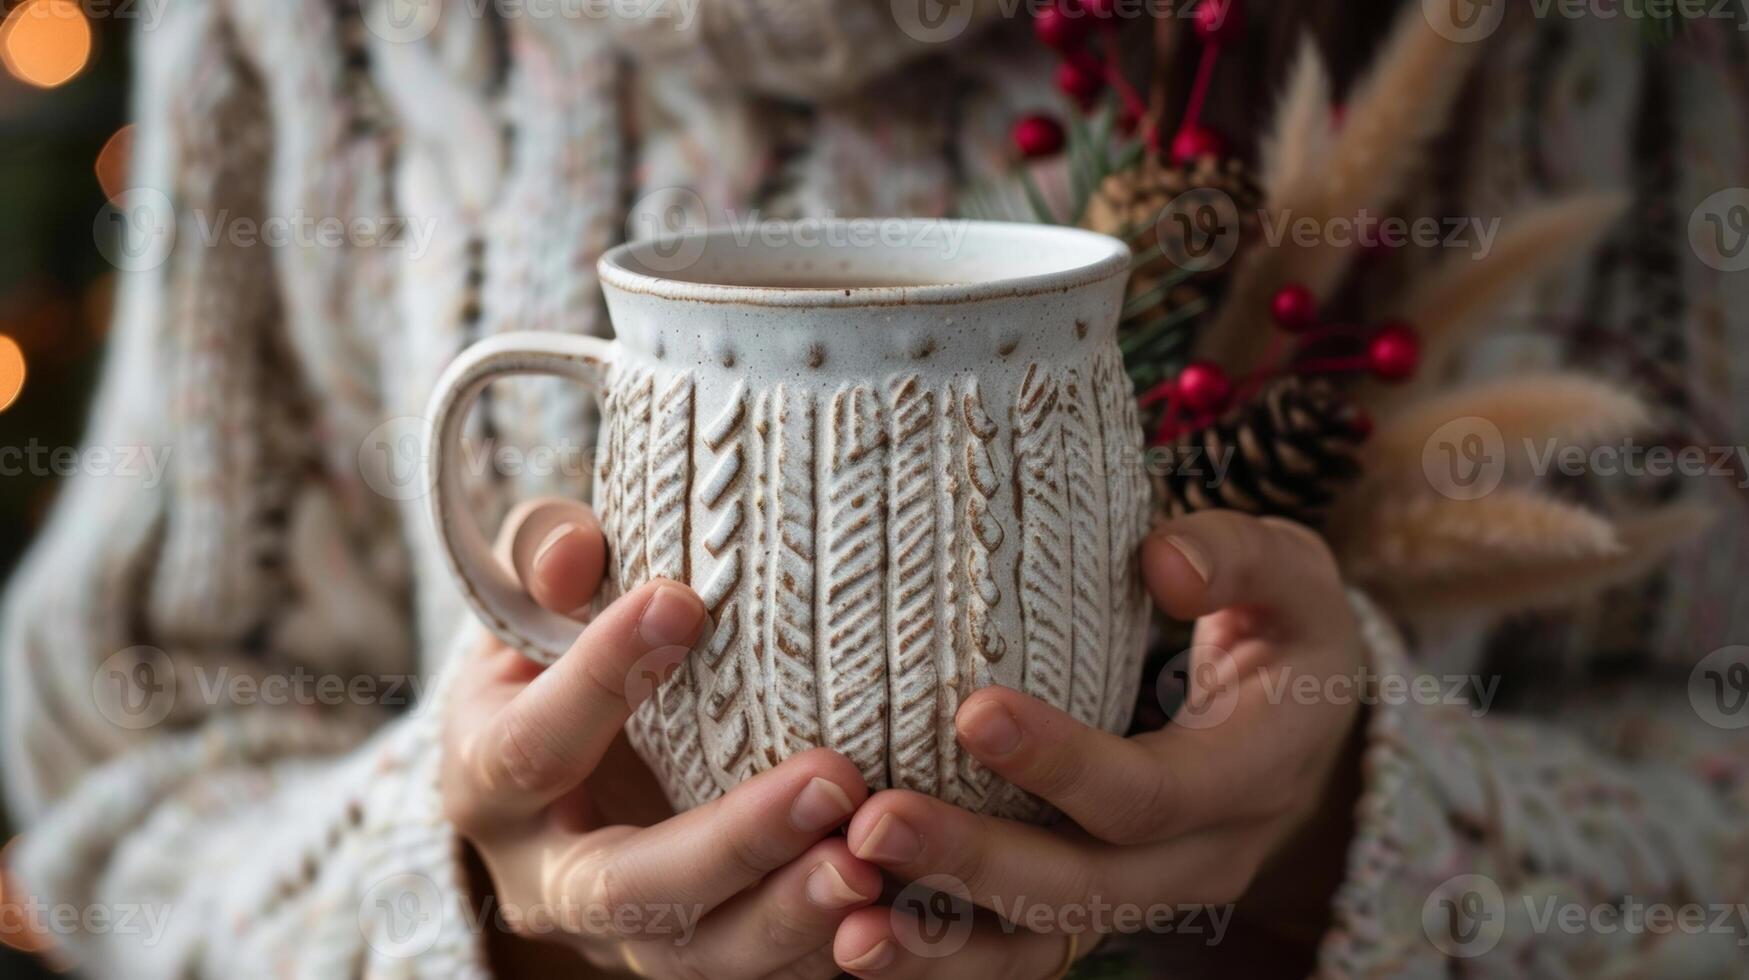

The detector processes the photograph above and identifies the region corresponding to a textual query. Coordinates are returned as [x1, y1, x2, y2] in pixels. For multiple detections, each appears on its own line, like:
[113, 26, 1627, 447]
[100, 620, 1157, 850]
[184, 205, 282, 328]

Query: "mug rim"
[597, 218, 1131, 309]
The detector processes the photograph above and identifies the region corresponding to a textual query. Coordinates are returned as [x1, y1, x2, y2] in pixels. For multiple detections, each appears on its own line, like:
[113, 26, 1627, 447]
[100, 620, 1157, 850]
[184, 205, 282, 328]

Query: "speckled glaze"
[427, 220, 1151, 820]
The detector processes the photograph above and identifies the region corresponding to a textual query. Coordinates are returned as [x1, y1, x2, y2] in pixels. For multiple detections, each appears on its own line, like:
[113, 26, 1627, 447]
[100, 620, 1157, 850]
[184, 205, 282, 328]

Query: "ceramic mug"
[426, 219, 1152, 822]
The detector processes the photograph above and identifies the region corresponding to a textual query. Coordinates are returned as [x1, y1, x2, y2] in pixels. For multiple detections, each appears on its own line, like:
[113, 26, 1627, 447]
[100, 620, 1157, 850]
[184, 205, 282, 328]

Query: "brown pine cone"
[1156, 377, 1368, 527]
[1083, 155, 1263, 268]
[1082, 155, 1265, 332]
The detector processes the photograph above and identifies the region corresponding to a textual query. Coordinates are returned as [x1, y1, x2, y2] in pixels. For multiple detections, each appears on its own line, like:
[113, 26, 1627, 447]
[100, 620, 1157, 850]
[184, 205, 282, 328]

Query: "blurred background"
[0, 1, 128, 974]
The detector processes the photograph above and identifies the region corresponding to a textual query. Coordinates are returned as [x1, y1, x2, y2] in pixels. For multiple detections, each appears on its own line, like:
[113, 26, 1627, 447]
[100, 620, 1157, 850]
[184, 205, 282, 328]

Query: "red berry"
[1193, 0, 1245, 44]
[1176, 361, 1233, 413]
[1055, 60, 1104, 103]
[1367, 322, 1420, 382]
[1012, 114, 1066, 159]
[1169, 124, 1226, 163]
[1033, 3, 1088, 50]
[1269, 282, 1318, 333]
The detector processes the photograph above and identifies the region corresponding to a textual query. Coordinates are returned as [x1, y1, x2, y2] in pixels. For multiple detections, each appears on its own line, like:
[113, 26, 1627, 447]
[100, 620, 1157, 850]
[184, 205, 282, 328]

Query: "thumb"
[494, 497, 607, 621]
[1141, 511, 1343, 633]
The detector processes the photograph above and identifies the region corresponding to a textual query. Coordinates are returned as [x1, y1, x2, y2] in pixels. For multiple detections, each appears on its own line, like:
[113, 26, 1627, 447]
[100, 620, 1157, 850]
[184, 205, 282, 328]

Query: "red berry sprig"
[1016, 0, 1163, 156]
[1167, 0, 1243, 161]
[1012, 114, 1066, 159]
[1256, 281, 1423, 385]
[1269, 282, 1318, 333]
[1366, 322, 1421, 382]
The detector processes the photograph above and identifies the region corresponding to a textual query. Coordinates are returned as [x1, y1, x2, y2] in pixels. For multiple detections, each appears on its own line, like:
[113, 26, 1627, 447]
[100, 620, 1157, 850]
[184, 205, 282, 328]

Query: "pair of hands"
[440, 499, 1368, 979]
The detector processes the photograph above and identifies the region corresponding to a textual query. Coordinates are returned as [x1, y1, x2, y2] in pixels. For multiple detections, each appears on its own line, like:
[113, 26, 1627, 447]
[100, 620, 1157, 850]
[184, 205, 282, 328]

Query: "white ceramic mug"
[426, 219, 1151, 821]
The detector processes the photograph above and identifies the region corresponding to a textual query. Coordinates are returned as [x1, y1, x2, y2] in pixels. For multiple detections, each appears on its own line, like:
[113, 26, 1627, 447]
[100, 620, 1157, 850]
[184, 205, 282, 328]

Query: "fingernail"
[532, 523, 580, 576]
[842, 939, 894, 972]
[1165, 534, 1212, 585]
[805, 862, 870, 910]
[638, 584, 705, 649]
[855, 813, 921, 864]
[958, 700, 1022, 757]
[789, 777, 854, 833]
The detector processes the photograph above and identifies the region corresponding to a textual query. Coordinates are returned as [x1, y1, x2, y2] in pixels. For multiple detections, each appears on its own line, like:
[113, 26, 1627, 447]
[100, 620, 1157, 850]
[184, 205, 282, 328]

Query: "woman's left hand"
[831, 511, 1369, 978]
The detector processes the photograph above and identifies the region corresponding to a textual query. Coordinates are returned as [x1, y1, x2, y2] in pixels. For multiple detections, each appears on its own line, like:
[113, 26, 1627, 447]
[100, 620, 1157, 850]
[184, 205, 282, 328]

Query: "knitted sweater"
[3, 2, 1746, 977]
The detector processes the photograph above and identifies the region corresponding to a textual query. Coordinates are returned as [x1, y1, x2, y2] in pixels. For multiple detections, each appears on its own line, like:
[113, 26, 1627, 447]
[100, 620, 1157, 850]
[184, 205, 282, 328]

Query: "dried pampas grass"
[1200, 0, 1484, 372]
[1352, 502, 1714, 622]
[1379, 193, 1628, 398]
[1359, 373, 1654, 489]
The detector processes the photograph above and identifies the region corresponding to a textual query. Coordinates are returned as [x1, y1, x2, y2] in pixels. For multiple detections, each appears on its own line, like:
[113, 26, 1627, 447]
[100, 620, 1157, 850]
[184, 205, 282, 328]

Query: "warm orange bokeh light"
[95, 124, 134, 202]
[0, 835, 56, 957]
[0, 336, 26, 413]
[0, 0, 92, 90]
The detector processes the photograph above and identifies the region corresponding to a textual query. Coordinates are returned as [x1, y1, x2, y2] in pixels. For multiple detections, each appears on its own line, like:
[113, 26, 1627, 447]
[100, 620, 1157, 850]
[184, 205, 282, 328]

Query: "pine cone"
[1157, 377, 1368, 526]
[1083, 154, 1264, 277]
[1082, 155, 1265, 342]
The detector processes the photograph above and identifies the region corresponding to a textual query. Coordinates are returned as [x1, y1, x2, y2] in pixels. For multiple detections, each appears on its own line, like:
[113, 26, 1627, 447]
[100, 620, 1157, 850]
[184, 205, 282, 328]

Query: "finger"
[833, 906, 1075, 980]
[494, 496, 606, 619]
[633, 838, 880, 979]
[560, 749, 869, 922]
[763, 947, 845, 980]
[845, 790, 1138, 913]
[953, 686, 1174, 846]
[466, 579, 708, 812]
[1141, 511, 1343, 633]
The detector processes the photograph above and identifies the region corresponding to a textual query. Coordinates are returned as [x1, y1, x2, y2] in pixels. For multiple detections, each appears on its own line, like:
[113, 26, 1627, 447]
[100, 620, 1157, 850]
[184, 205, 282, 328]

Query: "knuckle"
[1095, 775, 1166, 846]
[578, 861, 636, 936]
[722, 819, 790, 879]
[665, 943, 717, 980]
[758, 898, 821, 953]
[495, 713, 559, 793]
[1261, 516, 1339, 578]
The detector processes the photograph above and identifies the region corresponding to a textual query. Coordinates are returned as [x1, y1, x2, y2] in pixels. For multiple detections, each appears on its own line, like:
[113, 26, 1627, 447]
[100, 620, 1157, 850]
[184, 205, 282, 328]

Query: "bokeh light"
[0, 835, 56, 958]
[0, 336, 27, 413]
[0, 0, 92, 90]
[94, 124, 134, 203]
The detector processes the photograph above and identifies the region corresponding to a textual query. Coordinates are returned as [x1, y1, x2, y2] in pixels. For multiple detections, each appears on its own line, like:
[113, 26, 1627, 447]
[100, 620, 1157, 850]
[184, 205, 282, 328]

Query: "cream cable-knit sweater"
[3, 2, 1746, 977]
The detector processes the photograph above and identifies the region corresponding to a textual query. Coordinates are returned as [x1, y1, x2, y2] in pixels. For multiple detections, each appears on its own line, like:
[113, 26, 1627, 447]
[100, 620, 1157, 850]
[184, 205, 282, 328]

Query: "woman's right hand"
[441, 499, 880, 979]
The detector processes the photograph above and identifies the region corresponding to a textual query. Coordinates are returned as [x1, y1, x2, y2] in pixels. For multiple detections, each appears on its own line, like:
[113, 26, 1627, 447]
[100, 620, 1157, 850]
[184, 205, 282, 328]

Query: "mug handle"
[425, 331, 617, 664]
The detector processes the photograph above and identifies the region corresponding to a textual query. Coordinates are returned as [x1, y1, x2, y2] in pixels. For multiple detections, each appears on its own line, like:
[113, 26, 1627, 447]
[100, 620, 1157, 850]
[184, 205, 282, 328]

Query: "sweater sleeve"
[1316, 594, 1749, 975]
[0, 2, 486, 975]
[604, 0, 1013, 102]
